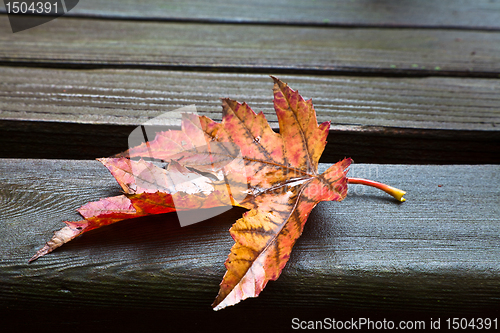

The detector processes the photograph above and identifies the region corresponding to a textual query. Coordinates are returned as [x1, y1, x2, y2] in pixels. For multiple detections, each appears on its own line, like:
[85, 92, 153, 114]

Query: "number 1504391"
[5, 2, 59, 14]
[446, 318, 497, 330]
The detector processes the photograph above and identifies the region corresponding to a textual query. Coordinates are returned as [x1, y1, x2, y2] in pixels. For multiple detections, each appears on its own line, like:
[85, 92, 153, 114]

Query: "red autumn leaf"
[30, 77, 405, 310]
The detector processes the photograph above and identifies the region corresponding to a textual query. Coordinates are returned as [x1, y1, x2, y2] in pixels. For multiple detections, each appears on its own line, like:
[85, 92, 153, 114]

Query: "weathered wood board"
[1, 68, 499, 163]
[2, 67, 499, 130]
[6, 0, 500, 29]
[1, 159, 499, 325]
[1, 16, 499, 76]
[1, 0, 500, 329]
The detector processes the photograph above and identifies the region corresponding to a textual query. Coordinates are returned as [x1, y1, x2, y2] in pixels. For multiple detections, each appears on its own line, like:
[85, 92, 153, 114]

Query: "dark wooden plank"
[1, 16, 500, 76]
[1, 68, 499, 163]
[39, 0, 500, 30]
[1, 159, 499, 325]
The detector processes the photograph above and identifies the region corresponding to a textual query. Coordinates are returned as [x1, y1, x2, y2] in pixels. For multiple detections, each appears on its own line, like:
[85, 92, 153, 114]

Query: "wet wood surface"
[1, 0, 499, 330]
[1, 16, 499, 76]
[1, 67, 499, 163]
[2, 67, 499, 130]
[67, 0, 500, 29]
[2, 0, 500, 29]
[1, 159, 499, 330]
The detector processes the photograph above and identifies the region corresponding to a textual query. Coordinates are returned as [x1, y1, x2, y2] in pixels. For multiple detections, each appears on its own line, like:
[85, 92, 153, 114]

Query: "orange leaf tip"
[347, 178, 406, 202]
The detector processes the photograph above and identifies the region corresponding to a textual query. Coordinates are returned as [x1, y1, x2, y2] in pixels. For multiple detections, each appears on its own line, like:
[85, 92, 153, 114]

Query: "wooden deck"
[1, 1, 499, 331]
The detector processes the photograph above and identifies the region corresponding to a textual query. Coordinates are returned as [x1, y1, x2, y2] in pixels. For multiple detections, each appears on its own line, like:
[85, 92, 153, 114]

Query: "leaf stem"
[347, 178, 406, 202]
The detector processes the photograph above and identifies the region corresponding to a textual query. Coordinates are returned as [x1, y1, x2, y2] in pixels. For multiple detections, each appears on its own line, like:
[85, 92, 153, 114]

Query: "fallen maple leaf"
[30, 77, 406, 310]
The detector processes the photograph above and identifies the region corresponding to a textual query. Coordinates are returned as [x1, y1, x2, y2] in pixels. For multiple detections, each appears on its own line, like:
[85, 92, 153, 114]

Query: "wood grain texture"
[1, 1, 499, 329]
[1, 159, 499, 323]
[1, 68, 499, 163]
[2, 67, 499, 130]
[39, 0, 500, 30]
[1, 16, 500, 76]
